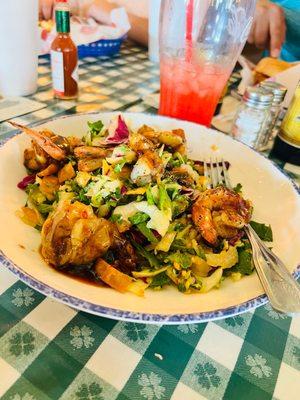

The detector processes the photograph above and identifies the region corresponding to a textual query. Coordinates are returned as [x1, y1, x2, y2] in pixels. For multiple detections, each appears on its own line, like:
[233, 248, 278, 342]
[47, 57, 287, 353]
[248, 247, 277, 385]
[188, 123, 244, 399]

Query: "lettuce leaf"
[87, 120, 104, 140]
[136, 222, 159, 243]
[150, 272, 171, 288]
[167, 252, 192, 269]
[132, 241, 160, 268]
[128, 212, 150, 225]
[250, 221, 273, 242]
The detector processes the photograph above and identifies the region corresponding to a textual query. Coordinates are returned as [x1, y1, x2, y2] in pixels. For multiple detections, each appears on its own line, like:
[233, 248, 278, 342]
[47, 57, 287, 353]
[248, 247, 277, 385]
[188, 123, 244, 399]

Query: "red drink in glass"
[159, 0, 256, 127]
[159, 56, 230, 126]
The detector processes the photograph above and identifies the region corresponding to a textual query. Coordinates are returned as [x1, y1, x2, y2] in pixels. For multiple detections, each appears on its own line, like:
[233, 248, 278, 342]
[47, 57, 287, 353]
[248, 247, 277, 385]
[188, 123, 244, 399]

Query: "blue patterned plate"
[1, 113, 299, 324]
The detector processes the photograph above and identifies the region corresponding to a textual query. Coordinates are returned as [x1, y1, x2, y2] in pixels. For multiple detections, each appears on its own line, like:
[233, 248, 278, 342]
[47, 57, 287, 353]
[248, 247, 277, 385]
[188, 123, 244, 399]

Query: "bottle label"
[281, 84, 300, 145]
[51, 50, 64, 94]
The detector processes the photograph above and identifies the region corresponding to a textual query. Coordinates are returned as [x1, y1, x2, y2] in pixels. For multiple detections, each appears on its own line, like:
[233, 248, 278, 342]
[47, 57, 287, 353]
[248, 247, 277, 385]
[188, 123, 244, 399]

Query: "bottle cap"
[259, 81, 287, 105]
[55, 0, 70, 33]
[243, 87, 273, 109]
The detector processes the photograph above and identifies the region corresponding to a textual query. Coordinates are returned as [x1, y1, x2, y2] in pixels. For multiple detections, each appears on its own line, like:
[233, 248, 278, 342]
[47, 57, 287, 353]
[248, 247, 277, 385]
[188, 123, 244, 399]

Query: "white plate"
[0, 112, 299, 324]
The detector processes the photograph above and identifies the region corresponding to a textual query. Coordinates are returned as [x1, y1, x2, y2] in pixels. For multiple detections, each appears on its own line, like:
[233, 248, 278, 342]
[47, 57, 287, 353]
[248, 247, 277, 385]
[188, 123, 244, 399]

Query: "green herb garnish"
[233, 183, 243, 193]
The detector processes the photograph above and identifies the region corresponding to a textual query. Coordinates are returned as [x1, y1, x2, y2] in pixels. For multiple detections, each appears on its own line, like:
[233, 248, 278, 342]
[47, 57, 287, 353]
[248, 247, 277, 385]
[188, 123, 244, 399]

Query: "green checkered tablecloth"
[0, 41, 299, 400]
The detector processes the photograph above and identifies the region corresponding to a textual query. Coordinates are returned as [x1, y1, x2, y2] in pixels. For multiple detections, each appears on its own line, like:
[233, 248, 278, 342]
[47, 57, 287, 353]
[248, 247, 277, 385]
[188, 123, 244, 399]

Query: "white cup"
[0, 0, 39, 97]
[149, 0, 161, 63]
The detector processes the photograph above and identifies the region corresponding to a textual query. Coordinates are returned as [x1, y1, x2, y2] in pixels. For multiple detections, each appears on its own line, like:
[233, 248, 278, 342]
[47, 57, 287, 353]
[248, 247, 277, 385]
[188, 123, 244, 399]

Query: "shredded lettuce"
[88, 120, 104, 139]
[235, 247, 253, 275]
[136, 222, 158, 243]
[172, 195, 190, 217]
[36, 203, 53, 215]
[167, 252, 193, 269]
[114, 159, 126, 173]
[128, 212, 150, 225]
[110, 213, 123, 223]
[132, 241, 160, 268]
[150, 272, 171, 288]
[146, 186, 155, 205]
[158, 183, 172, 220]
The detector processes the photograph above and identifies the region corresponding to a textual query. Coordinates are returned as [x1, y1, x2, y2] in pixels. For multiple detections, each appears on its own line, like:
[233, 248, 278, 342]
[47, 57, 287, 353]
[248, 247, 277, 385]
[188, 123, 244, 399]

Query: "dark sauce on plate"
[53, 263, 106, 287]
[39, 246, 106, 287]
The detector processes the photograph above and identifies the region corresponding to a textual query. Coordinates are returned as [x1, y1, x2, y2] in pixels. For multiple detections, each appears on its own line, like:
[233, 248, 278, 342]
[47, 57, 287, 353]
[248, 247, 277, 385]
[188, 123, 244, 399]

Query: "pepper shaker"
[259, 81, 287, 149]
[231, 87, 274, 151]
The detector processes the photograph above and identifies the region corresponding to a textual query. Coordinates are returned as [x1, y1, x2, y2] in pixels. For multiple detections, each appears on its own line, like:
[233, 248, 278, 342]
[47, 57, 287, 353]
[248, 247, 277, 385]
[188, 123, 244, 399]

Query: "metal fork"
[204, 158, 300, 315]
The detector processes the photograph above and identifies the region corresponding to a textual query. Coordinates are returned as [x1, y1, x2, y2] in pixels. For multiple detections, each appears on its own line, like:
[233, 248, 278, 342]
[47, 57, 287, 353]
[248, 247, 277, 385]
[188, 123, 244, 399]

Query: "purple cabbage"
[17, 174, 36, 190]
[104, 115, 129, 145]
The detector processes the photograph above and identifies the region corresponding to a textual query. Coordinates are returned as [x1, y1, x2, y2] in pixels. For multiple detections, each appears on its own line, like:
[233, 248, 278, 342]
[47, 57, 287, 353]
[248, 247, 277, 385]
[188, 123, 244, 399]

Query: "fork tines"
[203, 158, 232, 190]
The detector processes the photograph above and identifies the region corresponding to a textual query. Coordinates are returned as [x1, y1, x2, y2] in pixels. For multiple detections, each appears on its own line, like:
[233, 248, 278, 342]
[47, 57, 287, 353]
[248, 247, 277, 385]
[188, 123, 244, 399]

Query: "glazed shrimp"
[9, 121, 68, 161]
[192, 186, 251, 246]
[74, 146, 107, 159]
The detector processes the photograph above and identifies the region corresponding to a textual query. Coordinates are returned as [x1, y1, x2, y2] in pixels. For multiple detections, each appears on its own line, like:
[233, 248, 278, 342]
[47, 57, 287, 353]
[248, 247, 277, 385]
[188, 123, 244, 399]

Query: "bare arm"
[247, 0, 286, 58]
[88, 0, 148, 46]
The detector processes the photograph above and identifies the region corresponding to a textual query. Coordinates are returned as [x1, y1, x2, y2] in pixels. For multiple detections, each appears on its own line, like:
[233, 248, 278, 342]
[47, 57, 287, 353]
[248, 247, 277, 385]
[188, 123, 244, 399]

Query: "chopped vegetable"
[132, 266, 167, 278]
[105, 115, 130, 144]
[95, 258, 146, 296]
[150, 271, 171, 288]
[205, 246, 239, 269]
[167, 252, 193, 269]
[155, 232, 176, 252]
[36, 203, 53, 215]
[233, 183, 243, 193]
[136, 222, 158, 243]
[88, 120, 104, 139]
[132, 241, 160, 268]
[17, 174, 36, 190]
[250, 221, 273, 242]
[16, 115, 265, 297]
[198, 268, 223, 293]
[235, 246, 253, 275]
[58, 162, 76, 183]
[128, 212, 150, 225]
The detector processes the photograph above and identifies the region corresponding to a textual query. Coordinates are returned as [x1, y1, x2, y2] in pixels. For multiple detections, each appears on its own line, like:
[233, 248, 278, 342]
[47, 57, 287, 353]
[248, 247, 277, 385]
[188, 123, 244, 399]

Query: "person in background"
[39, 0, 148, 46]
[39, 0, 299, 61]
[248, 0, 300, 62]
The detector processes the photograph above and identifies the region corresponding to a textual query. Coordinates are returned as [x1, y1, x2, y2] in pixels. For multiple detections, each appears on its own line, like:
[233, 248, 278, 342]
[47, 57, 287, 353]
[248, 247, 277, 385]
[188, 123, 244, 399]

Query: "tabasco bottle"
[51, 0, 78, 99]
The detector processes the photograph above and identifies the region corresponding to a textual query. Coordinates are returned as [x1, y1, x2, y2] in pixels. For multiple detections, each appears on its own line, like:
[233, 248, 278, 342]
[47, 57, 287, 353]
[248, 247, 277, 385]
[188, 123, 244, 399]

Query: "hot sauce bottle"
[51, 0, 78, 99]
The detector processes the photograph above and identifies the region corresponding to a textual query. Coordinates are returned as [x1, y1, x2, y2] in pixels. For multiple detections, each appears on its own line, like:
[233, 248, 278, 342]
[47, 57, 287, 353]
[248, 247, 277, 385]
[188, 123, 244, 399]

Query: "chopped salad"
[15, 115, 273, 296]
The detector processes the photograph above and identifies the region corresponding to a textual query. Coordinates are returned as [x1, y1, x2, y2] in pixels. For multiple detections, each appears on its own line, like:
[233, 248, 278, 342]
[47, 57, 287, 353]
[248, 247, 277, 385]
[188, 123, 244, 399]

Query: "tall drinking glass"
[159, 0, 256, 126]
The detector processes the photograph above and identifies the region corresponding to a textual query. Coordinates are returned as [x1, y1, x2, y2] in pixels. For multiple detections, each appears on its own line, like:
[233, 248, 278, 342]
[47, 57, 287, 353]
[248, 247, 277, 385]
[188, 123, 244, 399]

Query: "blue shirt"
[272, 0, 300, 61]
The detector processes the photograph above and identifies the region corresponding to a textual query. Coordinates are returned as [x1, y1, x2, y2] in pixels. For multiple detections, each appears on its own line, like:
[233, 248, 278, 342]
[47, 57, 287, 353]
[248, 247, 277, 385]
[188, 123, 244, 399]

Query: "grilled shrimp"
[9, 121, 69, 161]
[192, 186, 251, 246]
[41, 200, 114, 266]
[74, 146, 107, 159]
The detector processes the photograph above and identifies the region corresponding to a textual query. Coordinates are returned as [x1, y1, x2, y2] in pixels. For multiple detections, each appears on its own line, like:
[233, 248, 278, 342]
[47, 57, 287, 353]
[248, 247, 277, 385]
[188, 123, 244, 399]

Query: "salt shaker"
[259, 81, 287, 148]
[231, 87, 273, 151]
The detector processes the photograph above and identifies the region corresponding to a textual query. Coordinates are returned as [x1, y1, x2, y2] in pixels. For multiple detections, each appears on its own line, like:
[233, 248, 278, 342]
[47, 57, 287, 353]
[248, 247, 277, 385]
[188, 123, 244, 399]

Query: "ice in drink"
[159, 56, 230, 126]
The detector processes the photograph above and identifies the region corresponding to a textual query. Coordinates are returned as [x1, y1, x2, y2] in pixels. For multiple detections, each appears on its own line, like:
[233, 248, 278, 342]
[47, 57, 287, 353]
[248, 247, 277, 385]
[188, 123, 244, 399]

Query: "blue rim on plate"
[1, 113, 300, 324]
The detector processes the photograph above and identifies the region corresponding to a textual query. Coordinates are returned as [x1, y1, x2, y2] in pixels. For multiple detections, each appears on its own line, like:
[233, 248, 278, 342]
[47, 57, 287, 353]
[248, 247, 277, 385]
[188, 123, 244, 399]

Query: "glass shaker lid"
[259, 81, 287, 104]
[243, 87, 273, 108]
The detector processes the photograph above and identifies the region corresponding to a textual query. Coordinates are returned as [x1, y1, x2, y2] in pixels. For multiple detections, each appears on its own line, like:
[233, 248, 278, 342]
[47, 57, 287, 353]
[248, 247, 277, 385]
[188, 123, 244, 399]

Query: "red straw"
[185, 0, 194, 62]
